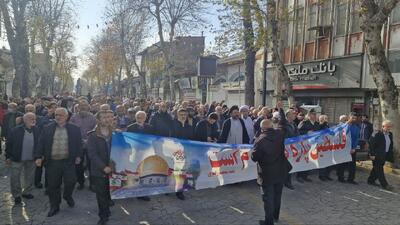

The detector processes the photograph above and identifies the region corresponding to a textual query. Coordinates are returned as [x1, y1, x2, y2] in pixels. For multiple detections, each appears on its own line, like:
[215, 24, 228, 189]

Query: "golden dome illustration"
[137, 155, 170, 178]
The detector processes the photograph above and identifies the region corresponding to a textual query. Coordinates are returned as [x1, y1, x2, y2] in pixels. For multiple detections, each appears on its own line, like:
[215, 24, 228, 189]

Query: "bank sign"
[266, 56, 363, 90]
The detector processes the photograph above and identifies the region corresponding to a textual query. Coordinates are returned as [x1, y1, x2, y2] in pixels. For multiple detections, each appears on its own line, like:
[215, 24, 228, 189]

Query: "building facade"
[140, 36, 205, 100]
[255, 0, 400, 123]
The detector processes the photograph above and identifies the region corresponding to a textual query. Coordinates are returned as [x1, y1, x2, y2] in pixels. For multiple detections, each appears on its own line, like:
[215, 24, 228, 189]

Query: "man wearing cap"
[240, 105, 255, 144]
[218, 105, 250, 144]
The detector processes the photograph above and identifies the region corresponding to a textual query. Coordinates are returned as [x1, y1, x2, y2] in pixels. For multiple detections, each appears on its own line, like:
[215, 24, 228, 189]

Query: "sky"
[0, 0, 220, 81]
[73, 0, 220, 80]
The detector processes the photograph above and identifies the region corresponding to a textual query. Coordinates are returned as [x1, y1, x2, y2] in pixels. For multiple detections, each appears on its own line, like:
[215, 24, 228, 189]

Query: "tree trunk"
[242, 0, 255, 106]
[1, 0, 31, 98]
[364, 24, 400, 167]
[268, 0, 294, 106]
[140, 72, 147, 99]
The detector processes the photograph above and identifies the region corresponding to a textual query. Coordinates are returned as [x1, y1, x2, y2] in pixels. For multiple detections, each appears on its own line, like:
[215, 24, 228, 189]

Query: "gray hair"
[135, 111, 147, 119]
[23, 112, 36, 122]
[55, 107, 68, 115]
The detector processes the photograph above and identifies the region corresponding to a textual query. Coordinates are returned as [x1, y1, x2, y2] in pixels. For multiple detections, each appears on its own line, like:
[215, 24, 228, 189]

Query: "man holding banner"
[297, 109, 320, 183]
[337, 113, 360, 184]
[252, 119, 291, 225]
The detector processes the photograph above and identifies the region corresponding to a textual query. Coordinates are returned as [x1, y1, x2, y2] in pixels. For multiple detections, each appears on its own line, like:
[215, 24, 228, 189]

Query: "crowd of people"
[0, 93, 395, 225]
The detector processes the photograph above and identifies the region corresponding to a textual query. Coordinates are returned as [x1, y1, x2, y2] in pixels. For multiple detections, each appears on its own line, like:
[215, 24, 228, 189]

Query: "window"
[306, 4, 317, 42]
[281, 22, 290, 47]
[336, 3, 347, 36]
[389, 51, 400, 73]
[392, 4, 400, 24]
[319, 2, 331, 26]
[351, 2, 361, 33]
[295, 7, 304, 45]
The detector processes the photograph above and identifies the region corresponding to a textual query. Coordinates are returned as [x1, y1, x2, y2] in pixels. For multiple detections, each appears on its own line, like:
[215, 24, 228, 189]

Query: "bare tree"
[0, 0, 31, 97]
[105, 0, 150, 98]
[29, 0, 74, 95]
[359, 0, 400, 166]
[140, 0, 208, 101]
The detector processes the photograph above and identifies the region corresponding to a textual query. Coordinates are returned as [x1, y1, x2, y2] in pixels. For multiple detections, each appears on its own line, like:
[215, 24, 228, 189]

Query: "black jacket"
[1, 111, 24, 138]
[5, 125, 40, 162]
[298, 120, 320, 135]
[369, 131, 394, 163]
[251, 128, 291, 186]
[149, 111, 174, 137]
[173, 120, 194, 140]
[217, 118, 250, 144]
[35, 122, 83, 165]
[360, 121, 373, 140]
[127, 123, 154, 135]
[194, 119, 219, 142]
[87, 129, 112, 178]
[278, 108, 299, 139]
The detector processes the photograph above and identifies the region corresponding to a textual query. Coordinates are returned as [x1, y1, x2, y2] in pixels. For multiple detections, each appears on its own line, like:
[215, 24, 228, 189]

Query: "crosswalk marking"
[182, 213, 196, 224]
[356, 191, 382, 200]
[343, 196, 359, 202]
[120, 206, 130, 215]
[229, 206, 244, 214]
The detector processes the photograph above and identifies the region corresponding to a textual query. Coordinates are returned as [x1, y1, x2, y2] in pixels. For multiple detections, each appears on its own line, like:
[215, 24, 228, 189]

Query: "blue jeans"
[260, 182, 284, 225]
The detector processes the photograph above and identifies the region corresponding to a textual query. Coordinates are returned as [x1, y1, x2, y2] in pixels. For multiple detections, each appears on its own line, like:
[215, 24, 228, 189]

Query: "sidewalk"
[357, 160, 400, 176]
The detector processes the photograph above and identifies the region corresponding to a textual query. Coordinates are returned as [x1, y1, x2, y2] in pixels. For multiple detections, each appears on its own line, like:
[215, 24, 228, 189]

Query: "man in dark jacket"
[5, 113, 40, 204]
[126, 111, 153, 202]
[218, 105, 250, 144]
[149, 102, 174, 137]
[252, 119, 291, 225]
[1, 102, 23, 139]
[34, 108, 83, 217]
[34, 101, 56, 189]
[254, 107, 272, 137]
[297, 109, 320, 183]
[359, 114, 373, 151]
[368, 120, 394, 191]
[87, 110, 114, 225]
[173, 108, 194, 141]
[276, 103, 299, 190]
[172, 108, 194, 200]
[194, 113, 219, 142]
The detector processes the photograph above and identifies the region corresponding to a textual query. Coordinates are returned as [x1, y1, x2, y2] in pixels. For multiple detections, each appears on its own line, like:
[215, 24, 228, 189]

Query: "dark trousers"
[47, 160, 77, 208]
[35, 165, 48, 187]
[284, 174, 292, 186]
[296, 171, 309, 179]
[261, 183, 284, 225]
[337, 153, 356, 181]
[319, 166, 331, 178]
[91, 176, 111, 219]
[76, 149, 90, 186]
[368, 160, 388, 187]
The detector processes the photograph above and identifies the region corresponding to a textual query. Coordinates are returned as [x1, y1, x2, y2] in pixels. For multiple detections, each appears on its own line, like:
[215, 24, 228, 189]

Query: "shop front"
[263, 55, 365, 122]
